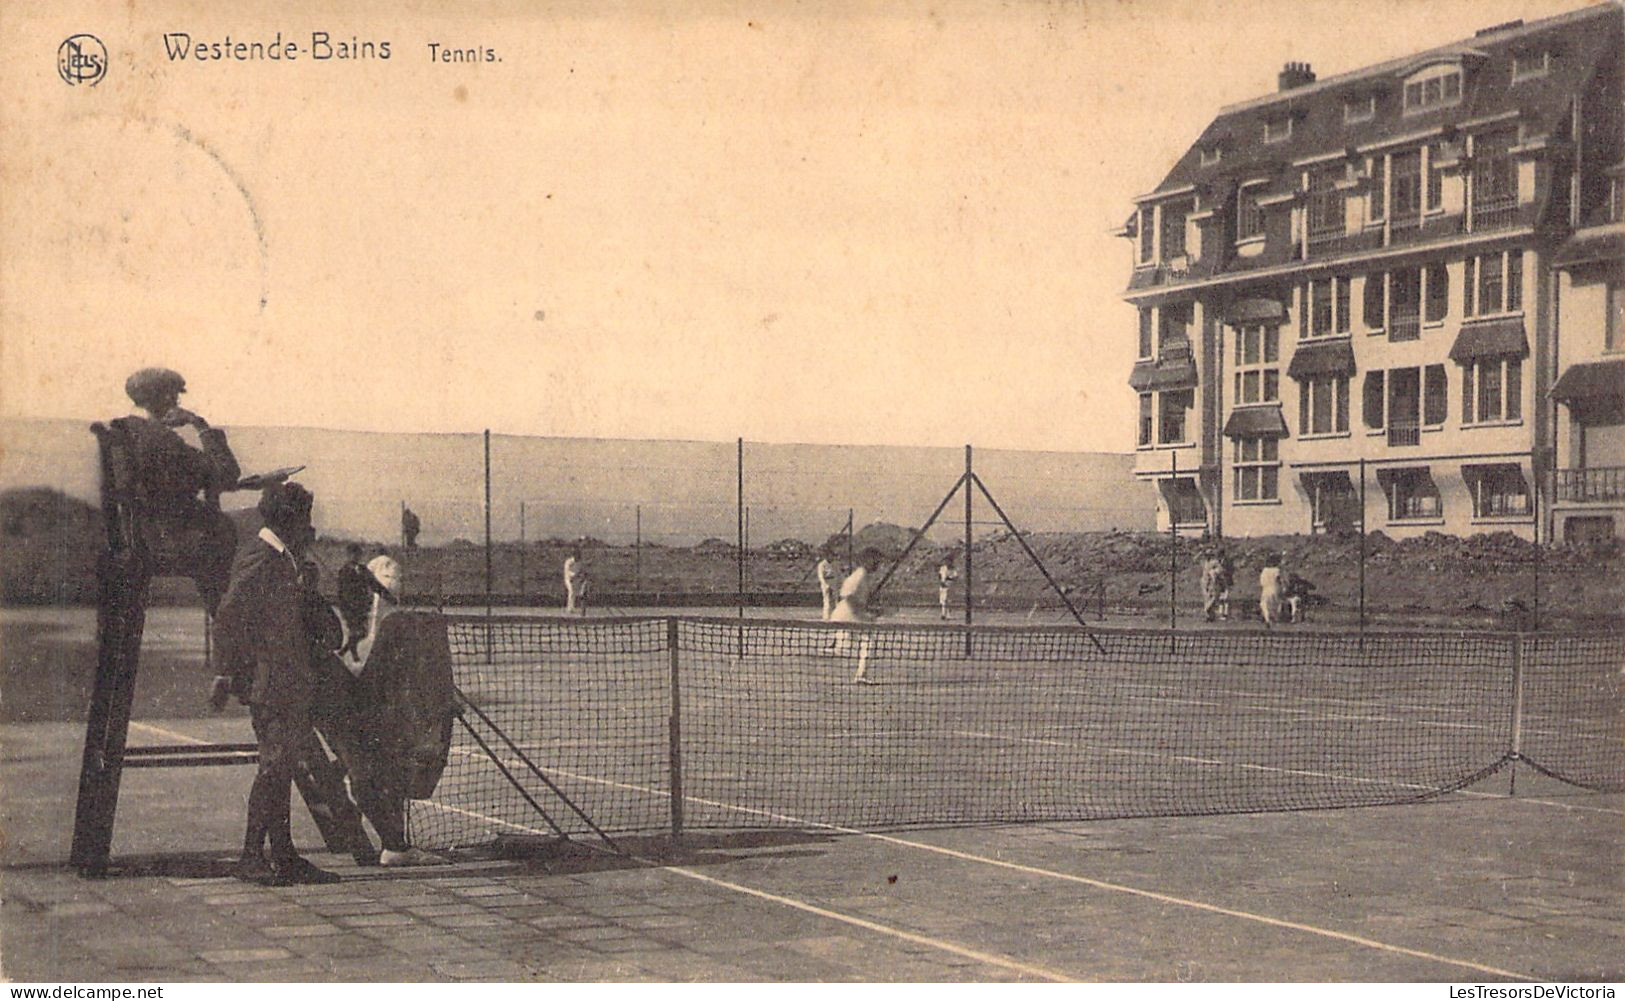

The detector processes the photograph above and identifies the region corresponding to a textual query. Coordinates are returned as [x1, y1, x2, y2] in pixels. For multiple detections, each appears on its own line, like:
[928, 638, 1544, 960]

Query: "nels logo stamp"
[58, 33, 107, 87]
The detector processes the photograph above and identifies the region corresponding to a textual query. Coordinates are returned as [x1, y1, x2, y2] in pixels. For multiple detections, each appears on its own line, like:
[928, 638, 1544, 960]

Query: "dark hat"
[124, 367, 187, 409]
[258, 481, 315, 537]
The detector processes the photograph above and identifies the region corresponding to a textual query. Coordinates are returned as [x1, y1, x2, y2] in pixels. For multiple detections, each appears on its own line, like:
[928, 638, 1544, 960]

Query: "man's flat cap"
[125, 368, 187, 408]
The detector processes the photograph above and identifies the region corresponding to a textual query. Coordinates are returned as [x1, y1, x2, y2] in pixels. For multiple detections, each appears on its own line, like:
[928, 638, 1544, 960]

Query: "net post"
[964, 445, 974, 658]
[667, 617, 684, 842]
[1509, 631, 1526, 797]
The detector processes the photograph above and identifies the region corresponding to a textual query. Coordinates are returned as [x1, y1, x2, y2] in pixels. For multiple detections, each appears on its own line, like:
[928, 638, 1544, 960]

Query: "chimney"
[1278, 61, 1316, 91]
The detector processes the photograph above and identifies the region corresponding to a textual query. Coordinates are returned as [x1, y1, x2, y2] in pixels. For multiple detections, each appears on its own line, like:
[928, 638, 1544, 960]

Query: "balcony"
[1555, 467, 1625, 503]
[1471, 194, 1519, 232]
[1387, 421, 1421, 447]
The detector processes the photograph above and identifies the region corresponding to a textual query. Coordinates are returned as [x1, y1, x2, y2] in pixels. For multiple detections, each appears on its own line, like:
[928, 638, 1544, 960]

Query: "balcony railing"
[1471, 193, 1519, 232]
[1387, 421, 1421, 447]
[1388, 313, 1421, 342]
[1555, 466, 1625, 503]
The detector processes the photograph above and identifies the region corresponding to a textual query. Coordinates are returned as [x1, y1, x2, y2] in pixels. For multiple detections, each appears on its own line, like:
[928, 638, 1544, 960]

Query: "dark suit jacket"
[117, 415, 240, 511]
[214, 537, 316, 708]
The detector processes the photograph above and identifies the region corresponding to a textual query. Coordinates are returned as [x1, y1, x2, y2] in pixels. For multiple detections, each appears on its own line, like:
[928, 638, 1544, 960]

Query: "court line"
[129, 721, 210, 745]
[434, 749, 1533, 980]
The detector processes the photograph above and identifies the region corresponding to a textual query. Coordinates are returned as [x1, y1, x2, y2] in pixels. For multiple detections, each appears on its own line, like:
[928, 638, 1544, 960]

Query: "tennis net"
[405, 616, 1623, 849]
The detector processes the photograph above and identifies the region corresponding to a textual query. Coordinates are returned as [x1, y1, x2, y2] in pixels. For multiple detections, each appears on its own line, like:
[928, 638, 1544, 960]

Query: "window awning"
[1551, 230, 1625, 270]
[1128, 357, 1198, 392]
[1448, 317, 1528, 363]
[1286, 339, 1356, 380]
[1550, 359, 1625, 402]
[1222, 406, 1289, 438]
[1225, 297, 1287, 325]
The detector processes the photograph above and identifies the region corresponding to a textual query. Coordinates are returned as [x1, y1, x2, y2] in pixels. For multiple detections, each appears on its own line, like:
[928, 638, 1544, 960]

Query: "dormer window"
[1263, 116, 1292, 144]
[1404, 64, 1463, 114]
[1201, 145, 1223, 167]
[1344, 95, 1376, 124]
[1511, 50, 1550, 82]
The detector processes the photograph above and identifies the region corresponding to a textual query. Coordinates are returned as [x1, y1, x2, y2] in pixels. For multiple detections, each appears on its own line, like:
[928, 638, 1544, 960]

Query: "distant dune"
[0, 417, 1151, 547]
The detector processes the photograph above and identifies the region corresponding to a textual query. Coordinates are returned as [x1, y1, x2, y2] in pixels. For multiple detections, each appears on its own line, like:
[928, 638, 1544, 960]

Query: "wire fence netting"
[406, 616, 1623, 850]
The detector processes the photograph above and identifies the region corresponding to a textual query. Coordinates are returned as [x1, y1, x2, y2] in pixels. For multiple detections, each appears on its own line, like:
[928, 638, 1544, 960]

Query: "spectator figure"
[401, 507, 420, 549]
[212, 482, 342, 886]
[336, 544, 396, 663]
[117, 367, 241, 614]
[937, 553, 959, 620]
[1201, 547, 1234, 622]
[1258, 552, 1288, 628]
[1282, 570, 1316, 623]
[563, 546, 587, 615]
[816, 551, 840, 621]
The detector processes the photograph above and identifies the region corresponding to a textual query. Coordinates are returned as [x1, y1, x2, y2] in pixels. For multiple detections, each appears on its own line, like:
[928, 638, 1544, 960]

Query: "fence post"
[737, 438, 745, 657]
[518, 502, 526, 603]
[1169, 450, 1178, 639]
[635, 504, 642, 594]
[484, 430, 493, 661]
[964, 445, 974, 657]
[847, 508, 854, 572]
[667, 617, 684, 841]
[1531, 450, 1541, 632]
[1358, 457, 1367, 645]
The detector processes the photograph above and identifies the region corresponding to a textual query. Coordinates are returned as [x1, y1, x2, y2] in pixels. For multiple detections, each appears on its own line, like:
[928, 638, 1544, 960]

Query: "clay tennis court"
[2, 608, 1621, 981]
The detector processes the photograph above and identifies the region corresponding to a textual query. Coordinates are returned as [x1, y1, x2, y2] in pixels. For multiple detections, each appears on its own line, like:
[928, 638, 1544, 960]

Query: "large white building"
[1121, 3, 1624, 542]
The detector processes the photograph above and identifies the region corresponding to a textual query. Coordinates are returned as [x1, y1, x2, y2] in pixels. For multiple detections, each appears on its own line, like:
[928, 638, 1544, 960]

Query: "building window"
[1462, 356, 1522, 425]
[1139, 206, 1154, 264]
[1468, 465, 1530, 517]
[1608, 283, 1623, 351]
[1303, 276, 1352, 338]
[1363, 371, 1385, 429]
[1345, 95, 1376, 124]
[1426, 142, 1445, 211]
[1368, 157, 1386, 221]
[1386, 367, 1421, 444]
[1161, 200, 1190, 260]
[1300, 375, 1349, 436]
[1237, 187, 1265, 242]
[1137, 309, 1154, 359]
[1233, 436, 1280, 502]
[1390, 267, 1421, 340]
[1159, 389, 1193, 445]
[1465, 250, 1523, 316]
[1425, 263, 1449, 323]
[1392, 149, 1422, 224]
[1511, 50, 1549, 83]
[1138, 393, 1154, 447]
[1424, 364, 1448, 426]
[1306, 169, 1344, 244]
[1160, 302, 1192, 355]
[1201, 146, 1223, 167]
[1162, 478, 1207, 526]
[1233, 325, 1281, 404]
[1404, 67, 1462, 114]
[1386, 468, 1442, 521]
[1363, 273, 1385, 331]
[1264, 116, 1292, 144]
[1471, 131, 1517, 222]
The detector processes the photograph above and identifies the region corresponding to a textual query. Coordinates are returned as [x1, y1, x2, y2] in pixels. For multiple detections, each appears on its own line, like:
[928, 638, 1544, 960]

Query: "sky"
[0, 0, 1593, 454]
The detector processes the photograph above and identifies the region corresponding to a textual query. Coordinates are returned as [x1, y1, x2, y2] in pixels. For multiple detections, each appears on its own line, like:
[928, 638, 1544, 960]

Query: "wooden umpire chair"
[70, 421, 368, 877]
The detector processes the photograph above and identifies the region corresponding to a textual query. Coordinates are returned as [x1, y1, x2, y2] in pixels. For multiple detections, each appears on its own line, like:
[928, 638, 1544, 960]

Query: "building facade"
[1121, 4, 1624, 542]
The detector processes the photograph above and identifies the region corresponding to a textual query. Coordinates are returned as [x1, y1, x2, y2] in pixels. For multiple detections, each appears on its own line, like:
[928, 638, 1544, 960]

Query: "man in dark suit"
[213, 482, 341, 886]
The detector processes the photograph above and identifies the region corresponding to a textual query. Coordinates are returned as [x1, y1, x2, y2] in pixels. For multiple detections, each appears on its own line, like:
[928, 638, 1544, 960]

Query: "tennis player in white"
[831, 548, 883, 683]
[563, 548, 586, 615]
[937, 553, 958, 620]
